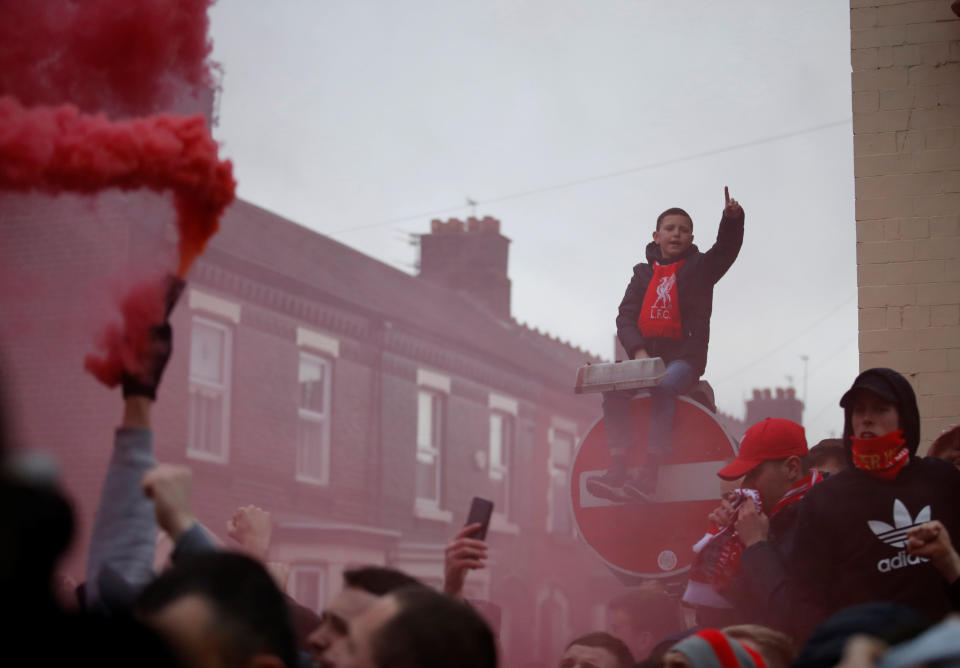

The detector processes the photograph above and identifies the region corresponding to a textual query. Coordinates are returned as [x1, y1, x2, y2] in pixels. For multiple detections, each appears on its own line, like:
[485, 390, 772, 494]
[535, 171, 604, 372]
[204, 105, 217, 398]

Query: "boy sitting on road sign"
[587, 187, 744, 502]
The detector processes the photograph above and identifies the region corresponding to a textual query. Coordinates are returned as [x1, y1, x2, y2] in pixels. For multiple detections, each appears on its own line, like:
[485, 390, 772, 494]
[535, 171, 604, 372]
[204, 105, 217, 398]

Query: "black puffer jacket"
[615, 210, 744, 375]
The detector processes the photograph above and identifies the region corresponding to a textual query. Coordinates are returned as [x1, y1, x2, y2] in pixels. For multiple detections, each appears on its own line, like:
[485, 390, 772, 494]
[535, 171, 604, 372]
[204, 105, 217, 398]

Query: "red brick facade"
[1, 193, 630, 666]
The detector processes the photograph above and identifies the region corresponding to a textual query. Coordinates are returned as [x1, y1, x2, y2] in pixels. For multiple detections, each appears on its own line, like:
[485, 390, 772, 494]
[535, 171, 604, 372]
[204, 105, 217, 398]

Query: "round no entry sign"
[571, 393, 737, 579]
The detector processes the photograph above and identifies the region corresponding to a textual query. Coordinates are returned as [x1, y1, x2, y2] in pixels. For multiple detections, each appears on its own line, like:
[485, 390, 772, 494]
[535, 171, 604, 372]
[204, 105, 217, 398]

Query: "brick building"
[714, 386, 806, 441]
[0, 190, 639, 665]
[850, 0, 960, 448]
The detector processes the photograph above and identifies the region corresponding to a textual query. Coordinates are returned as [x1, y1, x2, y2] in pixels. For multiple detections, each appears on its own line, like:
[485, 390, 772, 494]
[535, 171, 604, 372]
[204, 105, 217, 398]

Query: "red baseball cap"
[717, 418, 808, 480]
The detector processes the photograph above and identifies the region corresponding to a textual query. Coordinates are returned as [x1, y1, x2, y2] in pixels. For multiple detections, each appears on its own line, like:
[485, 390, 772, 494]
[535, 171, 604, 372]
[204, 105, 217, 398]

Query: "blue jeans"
[601, 359, 698, 460]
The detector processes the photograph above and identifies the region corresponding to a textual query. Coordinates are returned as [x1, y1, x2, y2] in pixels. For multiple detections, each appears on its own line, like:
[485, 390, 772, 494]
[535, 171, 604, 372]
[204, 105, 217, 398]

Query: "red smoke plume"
[0, 0, 234, 388]
[0, 0, 215, 117]
[0, 97, 235, 276]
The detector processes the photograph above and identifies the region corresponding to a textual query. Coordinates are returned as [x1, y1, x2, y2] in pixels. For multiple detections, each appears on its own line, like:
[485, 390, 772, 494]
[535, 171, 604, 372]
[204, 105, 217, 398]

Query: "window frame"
[287, 564, 327, 615]
[488, 409, 515, 519]
[296, 351, 333, 485]
[415, 387, 445, 511]
[547, 422, 578, 536]
[186, 315, 233, 463]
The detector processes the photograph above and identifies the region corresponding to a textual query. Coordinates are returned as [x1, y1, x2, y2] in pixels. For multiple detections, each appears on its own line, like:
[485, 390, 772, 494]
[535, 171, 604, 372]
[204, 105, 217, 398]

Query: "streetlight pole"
[800, 354, 809, 415]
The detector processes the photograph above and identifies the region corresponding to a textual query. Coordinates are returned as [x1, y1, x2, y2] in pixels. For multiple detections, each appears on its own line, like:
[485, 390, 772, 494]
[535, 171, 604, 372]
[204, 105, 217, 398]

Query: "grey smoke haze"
[207, 0, 857, 442]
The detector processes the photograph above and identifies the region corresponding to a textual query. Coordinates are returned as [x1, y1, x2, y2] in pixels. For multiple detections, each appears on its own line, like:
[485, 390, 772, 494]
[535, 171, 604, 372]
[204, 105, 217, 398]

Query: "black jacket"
[788, 368, 960, 640]
[727, 495, 805, 632]
[615, 210, 744, 375]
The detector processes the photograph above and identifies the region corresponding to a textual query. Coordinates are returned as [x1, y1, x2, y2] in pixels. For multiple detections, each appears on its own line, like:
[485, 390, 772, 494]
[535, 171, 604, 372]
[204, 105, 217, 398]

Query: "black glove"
[121, 275, 183, 400]
[121, 322, 173, 400]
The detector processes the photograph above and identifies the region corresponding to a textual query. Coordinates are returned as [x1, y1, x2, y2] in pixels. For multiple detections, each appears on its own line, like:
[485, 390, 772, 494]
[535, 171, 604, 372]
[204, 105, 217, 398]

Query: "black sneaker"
[623, 468, 657, 502]
[586, 467, 627, 502]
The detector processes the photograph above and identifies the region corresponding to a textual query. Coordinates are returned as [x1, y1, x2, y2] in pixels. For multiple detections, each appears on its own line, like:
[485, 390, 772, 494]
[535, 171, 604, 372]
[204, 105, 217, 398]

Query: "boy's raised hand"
[723, 186, 743, 218]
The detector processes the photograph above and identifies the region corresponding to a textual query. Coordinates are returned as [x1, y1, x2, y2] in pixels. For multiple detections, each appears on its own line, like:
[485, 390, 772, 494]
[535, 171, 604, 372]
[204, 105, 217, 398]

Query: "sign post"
[570, 392, 737, 580]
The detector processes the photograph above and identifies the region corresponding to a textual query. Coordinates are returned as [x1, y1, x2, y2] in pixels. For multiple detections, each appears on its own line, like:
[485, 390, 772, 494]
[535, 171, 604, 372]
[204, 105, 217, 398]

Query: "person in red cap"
[693, 418, 824, 633]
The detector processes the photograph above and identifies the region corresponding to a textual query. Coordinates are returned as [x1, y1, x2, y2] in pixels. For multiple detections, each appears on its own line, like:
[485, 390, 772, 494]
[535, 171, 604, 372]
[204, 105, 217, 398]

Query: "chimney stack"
[418, 216, 512, 319]
[745, 386, 805, 426]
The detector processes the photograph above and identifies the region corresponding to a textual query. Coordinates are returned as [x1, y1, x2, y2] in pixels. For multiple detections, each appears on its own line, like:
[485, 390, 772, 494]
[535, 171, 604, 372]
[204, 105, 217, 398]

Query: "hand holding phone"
[442, 497, 493, 597]
[465, 497, 494, 540]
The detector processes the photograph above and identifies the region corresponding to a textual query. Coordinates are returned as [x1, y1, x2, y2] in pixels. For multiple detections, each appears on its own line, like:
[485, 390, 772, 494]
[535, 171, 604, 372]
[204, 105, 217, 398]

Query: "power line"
[327, 118, 851, 236]
[713, 292, 857, 386]
[809, 336, 857, 377]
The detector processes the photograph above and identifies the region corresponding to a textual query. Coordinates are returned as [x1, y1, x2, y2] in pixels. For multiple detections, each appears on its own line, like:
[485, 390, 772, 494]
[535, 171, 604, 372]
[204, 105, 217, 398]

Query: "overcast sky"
[207, 1, 857, 443]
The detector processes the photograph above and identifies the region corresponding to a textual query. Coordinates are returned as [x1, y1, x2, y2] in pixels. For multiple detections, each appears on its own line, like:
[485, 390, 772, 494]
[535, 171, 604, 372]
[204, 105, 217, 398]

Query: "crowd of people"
[3, 310, 959, 668]
[2, 196, 959, 667]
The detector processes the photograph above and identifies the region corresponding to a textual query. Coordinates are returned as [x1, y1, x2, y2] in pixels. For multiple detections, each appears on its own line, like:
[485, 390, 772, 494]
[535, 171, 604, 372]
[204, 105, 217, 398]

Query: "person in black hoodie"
[788, 368, 960, 642]
[588, 187, 744, 502]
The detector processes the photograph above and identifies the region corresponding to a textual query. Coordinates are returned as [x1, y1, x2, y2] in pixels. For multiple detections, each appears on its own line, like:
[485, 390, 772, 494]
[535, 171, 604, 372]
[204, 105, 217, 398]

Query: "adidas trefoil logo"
[868, 499, 931, 573]
[868, 499, 931, 549]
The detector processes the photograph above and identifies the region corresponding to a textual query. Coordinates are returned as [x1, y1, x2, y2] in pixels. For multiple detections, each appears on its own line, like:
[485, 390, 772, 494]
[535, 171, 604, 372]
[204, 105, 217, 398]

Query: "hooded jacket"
[615, 210, 743, 375]
[840, 367, 922, 462]
[788, 368, 960, 640]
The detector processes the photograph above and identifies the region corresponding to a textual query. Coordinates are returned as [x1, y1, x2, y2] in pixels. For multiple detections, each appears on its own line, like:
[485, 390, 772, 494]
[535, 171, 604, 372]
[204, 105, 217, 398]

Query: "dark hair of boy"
[565, 631, 634, 668]
[136, 552, 298, 668]
[656, 207, 693, 230]
[343, 566, 423, 596]
[371, 585, 497, 668]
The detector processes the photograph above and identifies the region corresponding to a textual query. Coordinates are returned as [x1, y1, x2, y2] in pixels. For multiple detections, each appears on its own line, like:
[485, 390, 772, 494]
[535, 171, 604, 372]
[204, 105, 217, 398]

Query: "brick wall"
[851, 0, 960, 448]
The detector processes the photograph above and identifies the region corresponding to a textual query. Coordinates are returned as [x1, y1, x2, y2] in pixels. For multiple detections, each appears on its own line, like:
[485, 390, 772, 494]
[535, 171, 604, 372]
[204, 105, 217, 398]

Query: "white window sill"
[186, 448, 228, 465]
[491, 513, 519, 535]
[296, 473, 329, 486]
[414, 500, 453, 523]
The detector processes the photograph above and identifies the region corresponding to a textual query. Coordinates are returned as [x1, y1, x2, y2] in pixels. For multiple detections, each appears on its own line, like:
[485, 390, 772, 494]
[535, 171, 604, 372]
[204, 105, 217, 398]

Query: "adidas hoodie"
[789, 368, 960, 639]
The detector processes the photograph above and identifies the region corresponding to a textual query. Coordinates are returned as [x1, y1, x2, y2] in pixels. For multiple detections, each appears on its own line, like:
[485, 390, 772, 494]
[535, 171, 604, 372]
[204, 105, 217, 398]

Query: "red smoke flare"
[83, 278, 170, 388]
[0, 96, 235, 277]
[0, 0, 215, 117]
[0, 96, 235, 387]
[1, 1, 232, 389]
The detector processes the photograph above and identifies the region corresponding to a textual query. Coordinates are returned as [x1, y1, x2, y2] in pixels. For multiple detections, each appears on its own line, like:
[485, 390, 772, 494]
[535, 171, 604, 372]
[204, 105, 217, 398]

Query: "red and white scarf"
[768, 470, 823, 517]
[638, 260, 686, 339]
[683, 489, 761, 608]
[683, 472, 823, 608]
[851, 430, 908, 480]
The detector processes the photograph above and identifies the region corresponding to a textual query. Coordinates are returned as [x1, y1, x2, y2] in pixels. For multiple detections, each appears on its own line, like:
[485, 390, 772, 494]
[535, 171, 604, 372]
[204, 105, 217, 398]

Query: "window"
[288, 565, 327, 614]
[489, 411, 514, 516]
[548, 426, 576, 535]
[188, 317, 232, 462]
[297, 353, 331, 484]
[416, 389, 444, 507]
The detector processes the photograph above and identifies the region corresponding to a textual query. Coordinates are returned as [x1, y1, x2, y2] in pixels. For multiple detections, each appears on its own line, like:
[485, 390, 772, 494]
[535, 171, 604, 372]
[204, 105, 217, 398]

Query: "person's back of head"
[344, 565, 423, 596]
[607, 588, 683, 661]
[562, 632, 633, 668]
[807, 439, 847, 475]
[723, 624, 796, 668]
[372, 585, 497, 668]
[136, 552, 297, 668]
[928, 425, 960, 468]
